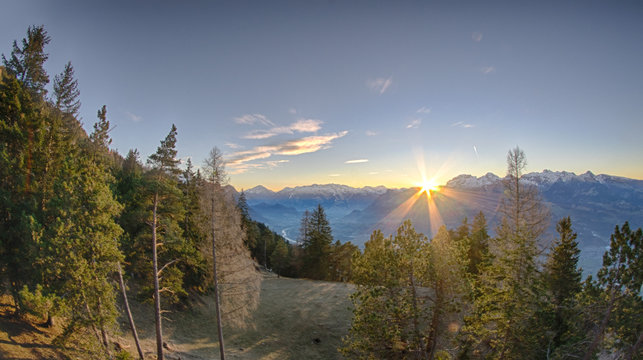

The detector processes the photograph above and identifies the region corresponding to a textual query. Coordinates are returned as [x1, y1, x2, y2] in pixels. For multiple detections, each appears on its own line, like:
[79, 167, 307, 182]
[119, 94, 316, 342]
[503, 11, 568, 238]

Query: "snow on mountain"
[244, 185, 275, 196]
[445, 172, 501, 189]
[445, 170, 642, 191]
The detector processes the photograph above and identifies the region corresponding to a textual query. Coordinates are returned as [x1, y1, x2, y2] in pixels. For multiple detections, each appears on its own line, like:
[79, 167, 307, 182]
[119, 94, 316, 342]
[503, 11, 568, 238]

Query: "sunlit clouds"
[243, 118, 323, 139]
[345, 159, 369, 164]
[226, 131, 348, 174]
[367, 76, 393, 94]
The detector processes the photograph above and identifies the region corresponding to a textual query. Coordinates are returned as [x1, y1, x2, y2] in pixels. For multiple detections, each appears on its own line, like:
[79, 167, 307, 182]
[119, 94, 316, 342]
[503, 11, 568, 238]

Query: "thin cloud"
[481, 66, 495, 75]
[329, 174, 341, 177]
[473, 145, 479, 159]
[345, 159, 369, 164]
[243, 118, 323, 140]
[126, 111, 143, 122]
[365, 130, 378, 136]
[472, 31, 483, 42]
[369, 171, 380, 175]
[407, 119, 422, 129]
[234, 113, 275, 126]
[416, 106, 431, 114]
[225, 142, 242, 149]
[452, 121, 475, 128]
[367, 76, 393, 95]
[288, 108, 297, 115]
[226, 131, 348, 173]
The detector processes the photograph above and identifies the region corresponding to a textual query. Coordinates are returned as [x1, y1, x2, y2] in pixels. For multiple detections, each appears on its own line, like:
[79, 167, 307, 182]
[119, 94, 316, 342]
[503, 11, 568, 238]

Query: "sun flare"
[417, 178, 439, 194]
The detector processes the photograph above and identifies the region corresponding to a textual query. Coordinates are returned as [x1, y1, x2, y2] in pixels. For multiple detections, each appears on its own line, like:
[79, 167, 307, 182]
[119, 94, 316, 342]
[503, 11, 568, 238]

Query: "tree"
[302, 204, 333, 280]
[329, 240, 360, 282]
[53, 61, 81, 118]
[2, 25, 51, 95]
[146, 124, 183, 360]
[201, 147, 261, 359]
[343, 221, 466, 359]
[270, 240, 289, 278]
[461, 147, 550, 359]
[544, 217, 582, 352]
[583, 222, 642, 360]
[467, 211, 491, 276]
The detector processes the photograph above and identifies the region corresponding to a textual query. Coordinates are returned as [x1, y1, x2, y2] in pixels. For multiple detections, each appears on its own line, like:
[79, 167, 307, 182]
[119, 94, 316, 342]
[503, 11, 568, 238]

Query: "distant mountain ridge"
[233, 171, 643, 275]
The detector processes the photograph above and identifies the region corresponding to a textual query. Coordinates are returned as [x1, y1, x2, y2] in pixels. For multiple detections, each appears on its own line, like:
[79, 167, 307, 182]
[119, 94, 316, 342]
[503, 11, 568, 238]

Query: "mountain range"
[233, 170, 643, 275]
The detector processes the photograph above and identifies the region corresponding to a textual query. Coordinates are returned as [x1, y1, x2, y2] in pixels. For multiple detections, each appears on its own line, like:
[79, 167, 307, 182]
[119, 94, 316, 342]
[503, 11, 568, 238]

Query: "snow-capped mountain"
[237, 171, 642, 276]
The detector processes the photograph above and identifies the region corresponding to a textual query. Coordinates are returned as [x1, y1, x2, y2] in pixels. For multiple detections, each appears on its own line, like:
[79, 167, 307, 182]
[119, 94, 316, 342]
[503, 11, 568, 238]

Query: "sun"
[416, 178, 439, 195]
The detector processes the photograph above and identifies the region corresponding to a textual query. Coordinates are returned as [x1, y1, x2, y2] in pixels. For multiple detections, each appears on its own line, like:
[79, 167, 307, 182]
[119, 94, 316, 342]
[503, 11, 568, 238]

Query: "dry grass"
[116, 273, 355, 359]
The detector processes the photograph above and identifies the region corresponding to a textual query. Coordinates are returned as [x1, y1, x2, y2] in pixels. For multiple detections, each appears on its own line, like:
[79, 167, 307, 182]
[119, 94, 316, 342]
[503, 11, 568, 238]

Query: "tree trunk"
[117, 262, 145, 360]
[152, 192, 164, 360]
[427, 281, 442, 360]
[212, 195, 226, 360]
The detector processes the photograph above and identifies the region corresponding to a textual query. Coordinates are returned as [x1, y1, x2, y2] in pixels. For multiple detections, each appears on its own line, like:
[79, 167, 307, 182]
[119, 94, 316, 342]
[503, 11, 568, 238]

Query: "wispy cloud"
[369, 171, 380, 175]
[481, 66, 495, 75]
[329, 174, 341, 177]
[407, 119, 422, 129]
[288, 108, 297, 115]
[244, 118, 323, 140]
[472, 31, 483, 42]
[365, 130, 378, 136]
[452, 121, 475, 128]
[367, 76, 393, 95]
[126, 111, 143, 122]
[345, 159, 369, 164]
[473, 145, 479, 159]
[416, 106, 431, 114]
[226, 131, 348, 173]
[225, 142, 242, 149]
[234, 113, 275, 126]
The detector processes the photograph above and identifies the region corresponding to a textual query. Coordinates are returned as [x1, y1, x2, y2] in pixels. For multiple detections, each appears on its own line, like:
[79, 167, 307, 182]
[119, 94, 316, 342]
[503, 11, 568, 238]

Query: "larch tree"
[52, 61, 81, 119]
[302, 204, 333, 280]
[200, 147, 261, 360]
[461, 147, 550, 359]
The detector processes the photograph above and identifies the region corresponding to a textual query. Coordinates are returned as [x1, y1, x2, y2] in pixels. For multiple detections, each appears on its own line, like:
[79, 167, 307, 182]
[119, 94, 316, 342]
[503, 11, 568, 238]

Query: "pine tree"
[2, 25, 51, 95]
[270, 240, 289, 278]
[467, 211, 491, 276]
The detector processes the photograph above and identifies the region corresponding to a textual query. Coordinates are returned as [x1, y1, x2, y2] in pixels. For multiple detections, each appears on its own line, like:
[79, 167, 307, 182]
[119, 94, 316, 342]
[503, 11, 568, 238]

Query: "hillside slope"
[1, 275, 355, 359]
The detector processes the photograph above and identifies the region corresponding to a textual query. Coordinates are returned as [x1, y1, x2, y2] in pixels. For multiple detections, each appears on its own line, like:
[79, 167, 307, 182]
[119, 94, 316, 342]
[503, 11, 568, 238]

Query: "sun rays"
[375, 151, 502, 238]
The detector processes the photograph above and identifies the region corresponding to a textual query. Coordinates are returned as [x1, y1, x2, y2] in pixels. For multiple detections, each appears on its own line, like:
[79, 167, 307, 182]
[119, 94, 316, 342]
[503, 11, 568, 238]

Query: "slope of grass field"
[0, 274, 355, 359]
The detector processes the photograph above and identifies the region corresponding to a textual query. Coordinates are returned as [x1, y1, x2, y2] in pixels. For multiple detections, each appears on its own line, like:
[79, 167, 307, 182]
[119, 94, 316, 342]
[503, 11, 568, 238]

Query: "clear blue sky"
[2, 0, 642, 190]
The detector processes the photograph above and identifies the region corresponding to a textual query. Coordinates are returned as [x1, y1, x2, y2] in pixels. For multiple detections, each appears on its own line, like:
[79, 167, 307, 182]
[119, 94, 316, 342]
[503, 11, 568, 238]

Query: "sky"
[1, 0, 642, 191]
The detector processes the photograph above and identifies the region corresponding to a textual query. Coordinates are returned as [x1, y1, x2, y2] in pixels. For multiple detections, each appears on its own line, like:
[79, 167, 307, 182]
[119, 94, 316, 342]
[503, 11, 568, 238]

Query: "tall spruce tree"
[302, 204, 333, 280]
[53, 61, 81, 118]
[544, 217, 582, 352]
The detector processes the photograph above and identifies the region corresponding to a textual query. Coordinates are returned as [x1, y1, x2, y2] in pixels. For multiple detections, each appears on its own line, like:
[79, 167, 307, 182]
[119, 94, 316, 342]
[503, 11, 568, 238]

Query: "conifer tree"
[2, 25, 51, 95]
[302, 204, 333, 280]
[544, 217, 582, 351]
[53, 61, 81, 118]
[583, 222, 642, 360]
[461, 147, 550, 359]
[467, 211, 491, 276]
